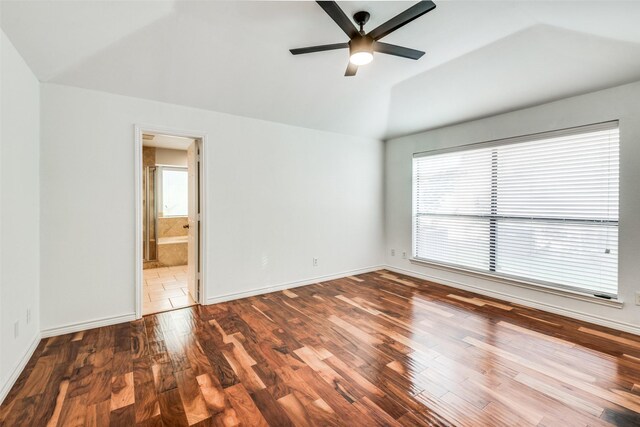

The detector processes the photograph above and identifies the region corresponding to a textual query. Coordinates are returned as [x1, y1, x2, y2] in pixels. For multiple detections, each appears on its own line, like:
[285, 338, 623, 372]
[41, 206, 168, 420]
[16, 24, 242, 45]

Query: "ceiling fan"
[290, 1, 436, 76]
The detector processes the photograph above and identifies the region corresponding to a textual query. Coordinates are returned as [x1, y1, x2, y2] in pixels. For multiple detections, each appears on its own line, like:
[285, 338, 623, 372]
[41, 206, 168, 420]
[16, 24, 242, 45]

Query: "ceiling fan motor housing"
[349, 35, 374, 57]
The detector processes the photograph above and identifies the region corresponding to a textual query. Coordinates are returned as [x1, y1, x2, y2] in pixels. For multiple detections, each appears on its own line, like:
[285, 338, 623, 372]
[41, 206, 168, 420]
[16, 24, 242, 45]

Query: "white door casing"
[135, 124, 207, 319]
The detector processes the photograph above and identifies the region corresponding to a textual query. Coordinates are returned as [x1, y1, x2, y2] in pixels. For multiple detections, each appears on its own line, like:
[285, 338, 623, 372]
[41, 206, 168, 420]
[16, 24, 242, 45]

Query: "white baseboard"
[385, 265, 640, 336]
[41, 312, 137, 338]
[207, 265, 384, 305]
[0, 332, 41, 405]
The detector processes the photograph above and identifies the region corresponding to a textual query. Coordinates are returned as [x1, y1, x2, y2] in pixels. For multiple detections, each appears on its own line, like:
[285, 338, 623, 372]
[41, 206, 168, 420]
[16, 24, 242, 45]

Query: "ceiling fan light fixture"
[350, 51, 373, 65]
[349, 36, 374, 66]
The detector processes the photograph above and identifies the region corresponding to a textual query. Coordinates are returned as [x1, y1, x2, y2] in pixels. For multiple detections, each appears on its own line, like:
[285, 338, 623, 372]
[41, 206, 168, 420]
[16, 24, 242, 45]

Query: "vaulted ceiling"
[3, 1, 640, 140]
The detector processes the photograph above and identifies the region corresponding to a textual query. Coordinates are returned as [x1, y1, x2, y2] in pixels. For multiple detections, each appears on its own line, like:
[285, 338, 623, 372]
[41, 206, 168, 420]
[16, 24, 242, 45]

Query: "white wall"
[155, 147, 187, 167]
[40, 83, 384, 332]
[0, 30, 40, 400]
[385, 80, 640, 333]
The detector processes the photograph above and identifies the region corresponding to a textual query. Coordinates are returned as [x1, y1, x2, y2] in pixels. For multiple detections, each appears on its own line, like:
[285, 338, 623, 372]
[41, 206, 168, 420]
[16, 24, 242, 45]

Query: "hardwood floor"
[2, 270, 640, 426]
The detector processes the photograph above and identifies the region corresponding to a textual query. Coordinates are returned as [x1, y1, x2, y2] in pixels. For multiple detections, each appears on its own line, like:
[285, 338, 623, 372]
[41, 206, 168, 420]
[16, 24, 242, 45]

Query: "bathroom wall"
[155, 148, 187, 167]
[142, 146, 155, 167]
[158, 217, 188, 238]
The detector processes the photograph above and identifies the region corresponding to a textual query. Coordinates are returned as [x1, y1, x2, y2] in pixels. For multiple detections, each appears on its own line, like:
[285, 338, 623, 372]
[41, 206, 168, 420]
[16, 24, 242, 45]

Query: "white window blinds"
[413, 122, 619, 297]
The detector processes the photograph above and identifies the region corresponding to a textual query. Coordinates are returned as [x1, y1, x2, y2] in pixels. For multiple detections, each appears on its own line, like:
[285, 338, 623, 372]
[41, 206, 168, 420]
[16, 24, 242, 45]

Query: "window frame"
[411, 121, 620, 300]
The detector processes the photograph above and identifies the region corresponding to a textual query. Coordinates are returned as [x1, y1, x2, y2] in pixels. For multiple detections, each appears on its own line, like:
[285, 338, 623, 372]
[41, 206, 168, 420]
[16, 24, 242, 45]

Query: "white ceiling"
[2, 1, 640, 140]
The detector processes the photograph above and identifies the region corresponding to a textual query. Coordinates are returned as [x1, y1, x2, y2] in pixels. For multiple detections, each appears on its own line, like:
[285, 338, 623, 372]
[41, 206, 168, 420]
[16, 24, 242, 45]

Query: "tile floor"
[142, 265, 196, 315]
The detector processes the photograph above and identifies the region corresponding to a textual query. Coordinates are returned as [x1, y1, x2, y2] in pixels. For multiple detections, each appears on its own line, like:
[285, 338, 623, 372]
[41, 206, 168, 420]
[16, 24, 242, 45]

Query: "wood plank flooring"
[2, 270, 640, 426]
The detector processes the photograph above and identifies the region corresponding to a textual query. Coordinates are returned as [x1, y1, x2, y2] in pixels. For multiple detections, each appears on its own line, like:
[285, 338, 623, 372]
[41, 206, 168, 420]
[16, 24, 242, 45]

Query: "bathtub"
[158, 235, 188, 245]
[157, 235, 188, 266]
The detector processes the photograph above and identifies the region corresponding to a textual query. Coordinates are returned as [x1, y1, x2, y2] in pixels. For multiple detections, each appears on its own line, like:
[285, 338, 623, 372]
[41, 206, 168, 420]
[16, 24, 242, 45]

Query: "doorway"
[135, 126, 206, 317]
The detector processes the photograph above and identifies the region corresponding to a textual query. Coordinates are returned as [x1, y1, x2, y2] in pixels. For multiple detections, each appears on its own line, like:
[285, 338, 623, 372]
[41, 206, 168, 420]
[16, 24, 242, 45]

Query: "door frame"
[134, 124, 208, 319]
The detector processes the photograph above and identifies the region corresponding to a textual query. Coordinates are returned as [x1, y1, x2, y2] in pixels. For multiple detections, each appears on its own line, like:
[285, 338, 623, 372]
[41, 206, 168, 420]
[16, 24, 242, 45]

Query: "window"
[413, 122, 619, 297]
[160, 167, 188, 217]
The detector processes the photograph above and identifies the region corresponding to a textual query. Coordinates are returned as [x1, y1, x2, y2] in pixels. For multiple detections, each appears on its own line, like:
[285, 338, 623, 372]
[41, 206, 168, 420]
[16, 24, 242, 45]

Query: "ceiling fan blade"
[374, 42, 425, 60]
[290, 43, 349, 55]
[345, 62, 358, 77]
[316, 1, 360, 39]
[367, 1, 436, 41]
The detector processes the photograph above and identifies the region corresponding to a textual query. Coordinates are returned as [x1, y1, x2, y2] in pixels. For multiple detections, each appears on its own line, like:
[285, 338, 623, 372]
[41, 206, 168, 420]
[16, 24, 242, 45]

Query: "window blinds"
[413, 122, 619, 297]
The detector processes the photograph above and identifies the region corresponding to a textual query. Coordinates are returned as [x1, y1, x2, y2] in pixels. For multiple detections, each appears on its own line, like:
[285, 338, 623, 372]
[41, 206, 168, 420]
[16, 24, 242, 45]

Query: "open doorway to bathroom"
[136, 129, 204, 316]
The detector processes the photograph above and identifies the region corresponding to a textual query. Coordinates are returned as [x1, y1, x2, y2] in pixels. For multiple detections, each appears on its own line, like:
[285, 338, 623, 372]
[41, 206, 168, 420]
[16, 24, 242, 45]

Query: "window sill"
[409, 258, 623, 309]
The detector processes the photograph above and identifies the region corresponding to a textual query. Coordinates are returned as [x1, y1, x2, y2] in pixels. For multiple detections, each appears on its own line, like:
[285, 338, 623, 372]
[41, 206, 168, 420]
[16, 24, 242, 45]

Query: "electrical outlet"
[402, 251, 407, 259]
[635, 292, 640, 306]
[391, 249, 395, 256]
[14, 321, 19, 338]
[313, 258, 318, 267]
